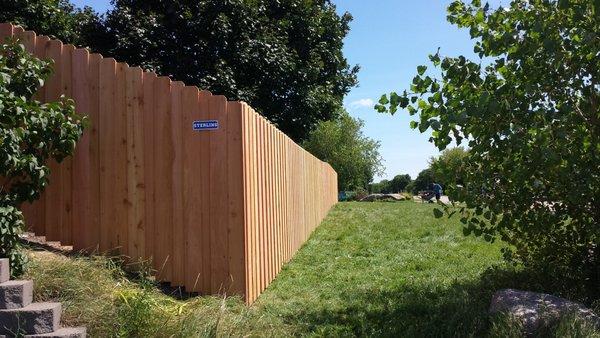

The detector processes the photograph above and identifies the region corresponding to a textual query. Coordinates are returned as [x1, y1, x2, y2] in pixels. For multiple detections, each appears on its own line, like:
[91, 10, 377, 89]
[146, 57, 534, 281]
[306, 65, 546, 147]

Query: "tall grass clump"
[24, 251, 288, 337]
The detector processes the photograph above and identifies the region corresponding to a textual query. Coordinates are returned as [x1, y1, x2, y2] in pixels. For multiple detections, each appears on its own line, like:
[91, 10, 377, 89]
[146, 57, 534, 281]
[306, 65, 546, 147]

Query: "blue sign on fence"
[193, 120, 219, 131]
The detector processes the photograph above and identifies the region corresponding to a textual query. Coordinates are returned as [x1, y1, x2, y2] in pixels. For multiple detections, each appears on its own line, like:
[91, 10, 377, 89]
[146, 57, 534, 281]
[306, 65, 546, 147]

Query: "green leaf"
[374, 104, 387, 113]
[417, 65, 427, 76]
[475, 10, 484, 23]
[390, 92, 401, 106]
[378, 94, 389, 105]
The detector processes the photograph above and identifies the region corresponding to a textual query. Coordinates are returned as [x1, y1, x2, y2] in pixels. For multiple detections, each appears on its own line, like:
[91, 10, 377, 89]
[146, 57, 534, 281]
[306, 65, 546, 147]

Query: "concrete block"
[0, 260, 9, 284]
[0, 302, 61, 335]
[26, 327, 87, 338]
[0, 280, 33, 309]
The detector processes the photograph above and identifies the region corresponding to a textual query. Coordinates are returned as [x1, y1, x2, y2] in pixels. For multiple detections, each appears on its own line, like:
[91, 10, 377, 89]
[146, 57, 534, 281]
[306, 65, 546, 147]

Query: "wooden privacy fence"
[0, 23, 338, 304]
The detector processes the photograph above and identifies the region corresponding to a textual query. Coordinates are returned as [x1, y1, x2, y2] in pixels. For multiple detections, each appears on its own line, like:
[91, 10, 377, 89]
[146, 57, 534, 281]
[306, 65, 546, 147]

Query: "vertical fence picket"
[258, 117, 267, 292]
[11, 26, 23, 39]
[241, 104, 255, 301]
[99, 58, 116, 253]
[269, 125, 276, 280]
[143, 72, 157, 261]
[44, 39, 64, 243]
[265, 122, 273, 284]
[153, 76, 173, 281]
[209, 95, 229, 293]
[126, 67, 145, 262]
[59, 44, 75, 246]
[250, 108, 260, 301]
[16, 29, 36, 53]
[182, 86, 202, 292]
[278, 132, 284, 264]
[198, 90, 212, 294]
[86, 53, 102, 252]
[0, 23, 13, 40]
[71, 48, 90, 250]
[114, 63, 128, 253]
[170, 81, 185, 286]
[227, 101, 246, 295]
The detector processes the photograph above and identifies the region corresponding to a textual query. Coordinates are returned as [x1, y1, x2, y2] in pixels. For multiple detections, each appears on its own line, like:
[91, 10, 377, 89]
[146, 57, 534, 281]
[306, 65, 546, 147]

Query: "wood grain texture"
[153, 76, 173, 281]
[114, 62, 128, 253]
[99, 58, 116, 253]
[227, 101, 246, 296]
[1, 22, 338, 304]
[60, 44, 75, 245]
[71, 48, 90, 251]
[198, 90, 212, 294]
[182, 86, 202, 292]
[143, 71, 157, 262]
[30, 34, 50, 237]
[170, 81, 184, 286]
[209, 95, 229, 293]
[0, 23, 13, 40]
[86, 53, 102, 253]
[126, 67, 145, 262]
[44, 39, 63, 243]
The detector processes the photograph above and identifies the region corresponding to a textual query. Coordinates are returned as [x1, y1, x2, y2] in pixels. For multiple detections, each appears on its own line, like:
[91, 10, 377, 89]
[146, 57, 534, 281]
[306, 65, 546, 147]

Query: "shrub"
[0, 39, 85, 276]
[378, 0, 600, 299]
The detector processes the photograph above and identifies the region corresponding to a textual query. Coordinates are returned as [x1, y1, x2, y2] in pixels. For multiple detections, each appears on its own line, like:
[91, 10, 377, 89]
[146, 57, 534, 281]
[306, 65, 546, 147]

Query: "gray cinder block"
[25, 327, 87, 338]
[0, 280, 34, 309]
[0, 260, 9, 284]
[0, 302, 61, 335]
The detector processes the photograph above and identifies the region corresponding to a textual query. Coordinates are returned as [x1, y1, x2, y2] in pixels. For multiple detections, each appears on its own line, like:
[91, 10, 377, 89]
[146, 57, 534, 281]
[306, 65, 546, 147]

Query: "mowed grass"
[23, 202, 599, 337]
[255, 202, 505, 337]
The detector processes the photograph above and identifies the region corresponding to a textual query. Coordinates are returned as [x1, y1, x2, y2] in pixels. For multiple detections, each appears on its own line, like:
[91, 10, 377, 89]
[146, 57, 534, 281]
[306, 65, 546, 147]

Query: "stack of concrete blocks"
[0, 259, 85, 337]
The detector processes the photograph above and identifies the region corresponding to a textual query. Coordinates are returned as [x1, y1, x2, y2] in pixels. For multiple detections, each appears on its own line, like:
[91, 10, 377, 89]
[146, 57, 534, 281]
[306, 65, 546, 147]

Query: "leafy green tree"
[411, 168, 435, 194]
[0, 0, 101, 46]
[92, 0, 358, 141]
[0, 0, 358, 141]
[370, 174, 412, 193]
[369, 179, 389, 193]
[378, 0, 600, 294]
[429, 147, 468, 193]
[303, 111, 383, 191]
[0, 40, 85, 276]
[405, 181, 415, 195]
[389, 174, 412, 193]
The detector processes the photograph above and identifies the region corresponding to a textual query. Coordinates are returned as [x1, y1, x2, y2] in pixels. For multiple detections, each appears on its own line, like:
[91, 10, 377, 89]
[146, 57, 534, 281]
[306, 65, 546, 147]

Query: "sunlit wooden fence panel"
[0, 23, 337, 303]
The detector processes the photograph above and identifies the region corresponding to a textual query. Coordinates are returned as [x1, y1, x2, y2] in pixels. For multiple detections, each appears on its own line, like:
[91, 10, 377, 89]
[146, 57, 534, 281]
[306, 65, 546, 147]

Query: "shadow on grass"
[281, 266, 595, 337]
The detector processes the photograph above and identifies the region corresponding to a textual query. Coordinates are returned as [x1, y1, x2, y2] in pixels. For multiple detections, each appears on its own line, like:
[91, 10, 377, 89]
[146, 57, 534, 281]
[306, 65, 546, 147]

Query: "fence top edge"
[0, 22, 338, 177]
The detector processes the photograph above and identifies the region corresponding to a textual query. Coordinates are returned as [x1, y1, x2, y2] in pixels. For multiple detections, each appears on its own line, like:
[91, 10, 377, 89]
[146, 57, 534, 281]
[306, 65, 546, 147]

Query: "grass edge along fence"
[0, 23, 338, 304]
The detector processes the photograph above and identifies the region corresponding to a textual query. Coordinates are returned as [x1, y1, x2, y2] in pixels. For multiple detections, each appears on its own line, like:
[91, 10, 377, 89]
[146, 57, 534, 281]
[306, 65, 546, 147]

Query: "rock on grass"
[490, 289, 600, 334]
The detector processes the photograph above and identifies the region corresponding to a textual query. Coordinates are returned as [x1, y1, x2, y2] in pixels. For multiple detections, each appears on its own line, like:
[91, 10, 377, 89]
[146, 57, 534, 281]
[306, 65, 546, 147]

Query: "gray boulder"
[490, 289, 600, 333]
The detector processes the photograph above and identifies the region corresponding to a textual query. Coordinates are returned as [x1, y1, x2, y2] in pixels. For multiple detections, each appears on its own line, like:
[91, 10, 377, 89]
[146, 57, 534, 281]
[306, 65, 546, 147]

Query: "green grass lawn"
[24, 202, 598, 337]
[256, 202, 505, 337]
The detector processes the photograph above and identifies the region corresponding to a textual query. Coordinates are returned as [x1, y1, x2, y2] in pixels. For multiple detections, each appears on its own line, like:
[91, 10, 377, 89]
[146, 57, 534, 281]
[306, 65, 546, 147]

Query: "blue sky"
[71, 0, 505, 180]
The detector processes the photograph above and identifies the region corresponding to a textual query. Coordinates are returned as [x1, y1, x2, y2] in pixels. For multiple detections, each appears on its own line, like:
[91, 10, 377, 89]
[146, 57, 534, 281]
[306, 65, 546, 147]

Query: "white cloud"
[349, 98, 374, 109]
